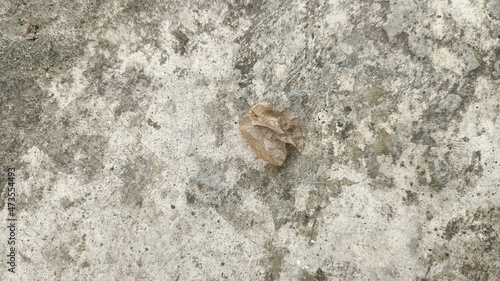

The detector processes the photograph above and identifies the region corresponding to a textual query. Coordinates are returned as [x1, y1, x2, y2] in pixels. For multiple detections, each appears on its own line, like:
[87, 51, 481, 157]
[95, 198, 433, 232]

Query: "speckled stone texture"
[1, 0, 500, 280]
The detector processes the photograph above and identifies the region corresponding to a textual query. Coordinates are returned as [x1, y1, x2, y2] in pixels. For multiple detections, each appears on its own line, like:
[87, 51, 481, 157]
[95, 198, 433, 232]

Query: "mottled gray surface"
[1, 0, 500, 280]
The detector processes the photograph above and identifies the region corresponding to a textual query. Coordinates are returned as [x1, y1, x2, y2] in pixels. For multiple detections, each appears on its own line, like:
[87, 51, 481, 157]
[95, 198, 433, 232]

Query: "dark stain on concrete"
[315, 268, 328, 281]
[234, 50, 258, 88]
[261, 243, 289, 281]
[43, 134, 108, 183]
[0, 0, 92, 211]
[412, 78, 476, 147]
[114, 67, 152, 116]
[119, 153, 164, 207]
[425, 207, 500, 279]
[445, 218, 463, 240]
[189, 144, 341, 240]
[403, 190, 418, 205]
[147, 118, 161, 130]
[417, 146, 484, 192]
[301, 267, 329, 281]
[171, 29, 190, 56]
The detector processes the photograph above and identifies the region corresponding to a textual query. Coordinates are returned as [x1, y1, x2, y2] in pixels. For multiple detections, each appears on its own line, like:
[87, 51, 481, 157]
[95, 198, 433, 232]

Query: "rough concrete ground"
[1, 0, 500, 280]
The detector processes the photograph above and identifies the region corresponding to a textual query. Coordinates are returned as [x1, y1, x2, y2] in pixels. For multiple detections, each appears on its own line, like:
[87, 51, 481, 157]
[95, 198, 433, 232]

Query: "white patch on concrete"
[337, 74, 355, 92]
[431, 47, 464, 75]
[47, 61, 88, 109]
[449, 0, 484, 28]
[294, 184, 313, 212]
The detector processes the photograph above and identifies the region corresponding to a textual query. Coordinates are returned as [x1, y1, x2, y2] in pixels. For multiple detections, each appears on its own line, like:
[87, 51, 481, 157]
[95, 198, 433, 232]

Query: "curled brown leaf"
[240, 102, 304, 166]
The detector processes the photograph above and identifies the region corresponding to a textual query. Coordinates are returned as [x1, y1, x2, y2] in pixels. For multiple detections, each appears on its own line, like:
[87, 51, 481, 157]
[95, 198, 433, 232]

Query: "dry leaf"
[240, 102, 304, 166]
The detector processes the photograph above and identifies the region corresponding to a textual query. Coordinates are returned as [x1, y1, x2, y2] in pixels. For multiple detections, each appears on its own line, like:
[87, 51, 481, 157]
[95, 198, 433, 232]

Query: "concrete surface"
[1, 0, 500, 280]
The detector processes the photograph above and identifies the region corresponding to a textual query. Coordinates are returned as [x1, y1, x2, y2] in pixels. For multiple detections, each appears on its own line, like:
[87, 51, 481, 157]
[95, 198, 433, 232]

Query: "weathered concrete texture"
[1, 0, 500, 280]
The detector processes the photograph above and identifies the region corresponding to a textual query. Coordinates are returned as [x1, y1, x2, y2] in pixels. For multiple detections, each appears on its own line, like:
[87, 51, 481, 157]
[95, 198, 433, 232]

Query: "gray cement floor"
[1, 0, 500, 280]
